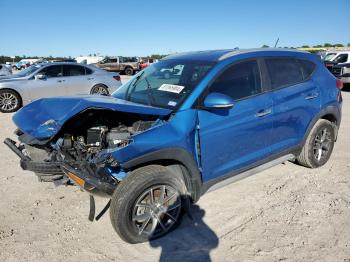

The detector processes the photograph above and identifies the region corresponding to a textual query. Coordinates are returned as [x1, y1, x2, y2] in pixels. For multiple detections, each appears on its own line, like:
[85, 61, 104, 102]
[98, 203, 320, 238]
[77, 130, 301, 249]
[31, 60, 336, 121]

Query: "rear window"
[63, 65, 86, 76]
[265, 58, 304, 89]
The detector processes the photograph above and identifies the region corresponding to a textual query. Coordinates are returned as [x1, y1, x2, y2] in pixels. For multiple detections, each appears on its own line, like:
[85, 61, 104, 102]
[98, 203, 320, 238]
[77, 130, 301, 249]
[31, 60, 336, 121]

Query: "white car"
[0, 64, 12, 77]
[0, 62, 122, 113]
[324, 51, 350, 64]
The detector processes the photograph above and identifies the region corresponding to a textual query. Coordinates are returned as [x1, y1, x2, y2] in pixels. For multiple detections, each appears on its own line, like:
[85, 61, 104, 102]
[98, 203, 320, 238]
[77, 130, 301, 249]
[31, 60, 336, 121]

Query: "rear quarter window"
[265, 58, 304, 89]
[298, 59, 316, 79]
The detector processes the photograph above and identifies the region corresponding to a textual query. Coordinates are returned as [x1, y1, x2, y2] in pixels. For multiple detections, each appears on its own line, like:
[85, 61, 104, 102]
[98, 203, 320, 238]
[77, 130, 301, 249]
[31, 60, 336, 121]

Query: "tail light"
[336, 79, 343, 90]
[113, 75, 121, 81]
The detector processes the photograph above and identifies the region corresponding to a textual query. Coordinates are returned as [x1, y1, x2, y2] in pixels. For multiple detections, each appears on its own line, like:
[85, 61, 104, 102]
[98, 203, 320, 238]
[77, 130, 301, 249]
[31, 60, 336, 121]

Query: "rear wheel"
[124, 67, 134, 76]
[0, 89, 22, 113]
[90, 84, 109, 95]
[110, 165, 185, 243]
[296, 119, 336, 168]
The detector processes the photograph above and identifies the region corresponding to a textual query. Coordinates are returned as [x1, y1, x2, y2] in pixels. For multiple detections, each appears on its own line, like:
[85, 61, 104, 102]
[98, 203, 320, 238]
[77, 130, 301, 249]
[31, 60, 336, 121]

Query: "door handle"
[305, 92, 319, 100]
[57, 79, 65, 83]
[255, 108, 272, 117]
[87, 77, 94, 80]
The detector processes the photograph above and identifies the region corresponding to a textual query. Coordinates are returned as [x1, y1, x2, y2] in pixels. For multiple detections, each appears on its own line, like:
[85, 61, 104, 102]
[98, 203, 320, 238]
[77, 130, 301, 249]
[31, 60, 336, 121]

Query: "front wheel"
[110, 165, 185, 243]
[296, 119, 336, 168]
[0, 89, 22, 113]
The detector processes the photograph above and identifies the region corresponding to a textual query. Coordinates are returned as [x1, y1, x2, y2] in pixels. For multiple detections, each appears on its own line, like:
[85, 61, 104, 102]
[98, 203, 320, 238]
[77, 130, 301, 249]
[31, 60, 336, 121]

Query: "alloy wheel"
[91, 86, 109, 95]
[0, 92, 18, 112]
[131, 185, 181, 238]
[313, 127, 332, 162]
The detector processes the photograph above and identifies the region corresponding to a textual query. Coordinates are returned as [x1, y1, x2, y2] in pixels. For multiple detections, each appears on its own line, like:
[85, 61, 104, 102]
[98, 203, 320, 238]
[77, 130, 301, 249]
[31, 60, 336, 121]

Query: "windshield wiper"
[125, 71, 145, 100]
[144, 76, 156, 106]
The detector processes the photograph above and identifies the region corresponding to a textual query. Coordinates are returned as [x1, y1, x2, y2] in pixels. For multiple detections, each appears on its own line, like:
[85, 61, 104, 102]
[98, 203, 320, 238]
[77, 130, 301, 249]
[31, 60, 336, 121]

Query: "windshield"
[112, 60, 214, 109]
[14, 64, 43, 77]
[323, 53, 337, 61]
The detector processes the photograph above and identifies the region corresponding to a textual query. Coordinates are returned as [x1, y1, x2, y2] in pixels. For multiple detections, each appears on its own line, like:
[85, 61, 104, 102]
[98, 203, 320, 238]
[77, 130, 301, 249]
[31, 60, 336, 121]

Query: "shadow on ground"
[150, 205, 219, 262]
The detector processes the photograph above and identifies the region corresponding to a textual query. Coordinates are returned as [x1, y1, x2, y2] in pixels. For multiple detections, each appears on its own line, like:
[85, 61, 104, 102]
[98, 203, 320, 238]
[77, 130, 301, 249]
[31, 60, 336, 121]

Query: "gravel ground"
[0, 83, 349, 262]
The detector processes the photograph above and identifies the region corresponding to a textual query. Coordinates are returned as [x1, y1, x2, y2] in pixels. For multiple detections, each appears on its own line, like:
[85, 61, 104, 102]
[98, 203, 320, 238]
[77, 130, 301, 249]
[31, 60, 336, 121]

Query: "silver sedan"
[0, 62, 122, 113]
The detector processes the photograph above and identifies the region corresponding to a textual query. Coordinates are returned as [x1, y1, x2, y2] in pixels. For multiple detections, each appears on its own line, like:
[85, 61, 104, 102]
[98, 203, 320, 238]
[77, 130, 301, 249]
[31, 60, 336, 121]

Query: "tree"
[348, 43, 350, 47]
[301, 45, 310, 48]
[313, 45, 323, 48]
[261, 44, 269, 48]
[323, 43, 333, 47]
[334, 43, 344, 47]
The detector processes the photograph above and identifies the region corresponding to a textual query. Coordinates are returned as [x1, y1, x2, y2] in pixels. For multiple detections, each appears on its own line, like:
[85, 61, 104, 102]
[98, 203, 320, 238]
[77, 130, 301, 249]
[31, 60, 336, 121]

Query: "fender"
[302, 104, 341, 146]
[120, 148, 202, 202]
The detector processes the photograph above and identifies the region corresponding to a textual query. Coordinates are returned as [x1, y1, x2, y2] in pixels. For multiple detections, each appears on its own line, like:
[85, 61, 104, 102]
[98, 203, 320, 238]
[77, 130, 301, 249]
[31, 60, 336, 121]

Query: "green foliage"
[301, 45, 310, 48]
[0, 55, 71, 64]
[149, 54, 168, 60]
[261, 45, 269, 48]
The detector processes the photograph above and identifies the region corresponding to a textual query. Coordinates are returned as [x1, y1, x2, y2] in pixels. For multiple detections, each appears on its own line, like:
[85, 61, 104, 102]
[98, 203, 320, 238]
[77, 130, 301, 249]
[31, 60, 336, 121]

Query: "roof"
[163, 48, 310, 62]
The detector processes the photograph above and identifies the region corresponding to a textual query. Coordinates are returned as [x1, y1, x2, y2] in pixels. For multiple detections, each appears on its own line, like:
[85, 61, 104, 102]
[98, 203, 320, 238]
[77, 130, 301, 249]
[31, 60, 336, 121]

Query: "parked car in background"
[12, 61, 30, 70]
[75, 56, 104, 65]
[324, 51, 350, 71]
[4, 49, 342, 243]
[332, 63, 350, 84]
[139, 58, 158, 70]
[93, 56, 140, 75]
[0, 64, 12, 77]
[0, 62, 122, 113]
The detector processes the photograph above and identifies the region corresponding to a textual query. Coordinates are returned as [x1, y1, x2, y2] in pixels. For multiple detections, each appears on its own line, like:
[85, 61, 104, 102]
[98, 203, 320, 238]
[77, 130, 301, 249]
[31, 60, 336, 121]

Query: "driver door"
[198, 59, 274, 182]
[27, 65, 68, 101]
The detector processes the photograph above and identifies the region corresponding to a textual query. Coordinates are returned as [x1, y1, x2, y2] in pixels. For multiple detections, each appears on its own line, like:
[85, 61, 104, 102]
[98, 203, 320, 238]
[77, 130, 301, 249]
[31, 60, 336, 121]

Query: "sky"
[1, 0, 349, 57]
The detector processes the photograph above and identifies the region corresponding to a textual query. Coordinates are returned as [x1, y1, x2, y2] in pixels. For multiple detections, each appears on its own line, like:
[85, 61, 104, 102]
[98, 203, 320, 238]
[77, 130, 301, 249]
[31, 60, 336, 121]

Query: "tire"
[0, 89, 22, 113]
[90, 84, 109, 95]
[124, 67, 134, 76]
[110, 165, 186, 243]
[296, 119, 336, 168]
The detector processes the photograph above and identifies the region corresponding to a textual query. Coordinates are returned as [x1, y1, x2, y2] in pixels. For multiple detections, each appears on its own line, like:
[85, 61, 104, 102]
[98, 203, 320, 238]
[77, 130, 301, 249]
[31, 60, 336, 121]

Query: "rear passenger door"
[62, 65, 92, 95]
[265, 57, 320, 154]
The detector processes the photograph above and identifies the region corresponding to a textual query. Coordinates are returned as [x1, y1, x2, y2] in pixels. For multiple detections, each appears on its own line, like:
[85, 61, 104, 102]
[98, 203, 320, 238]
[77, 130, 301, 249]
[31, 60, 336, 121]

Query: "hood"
[13, 95, 172, 140]
[0, 75, 27, 81]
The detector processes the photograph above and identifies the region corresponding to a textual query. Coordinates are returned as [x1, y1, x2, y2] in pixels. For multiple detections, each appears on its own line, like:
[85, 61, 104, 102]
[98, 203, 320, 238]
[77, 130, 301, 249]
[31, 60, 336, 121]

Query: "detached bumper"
[4, 138, 63, 175]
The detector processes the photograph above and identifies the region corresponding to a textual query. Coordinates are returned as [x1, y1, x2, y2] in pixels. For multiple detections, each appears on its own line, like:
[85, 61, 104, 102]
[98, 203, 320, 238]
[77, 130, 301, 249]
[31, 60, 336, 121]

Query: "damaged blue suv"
[5, 49, 343, 243]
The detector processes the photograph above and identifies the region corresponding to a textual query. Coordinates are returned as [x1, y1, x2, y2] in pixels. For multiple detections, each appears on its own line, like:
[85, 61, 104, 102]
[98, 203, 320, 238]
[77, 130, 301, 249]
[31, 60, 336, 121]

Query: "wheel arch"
[120, 148, 202, 202]
[302, 105, 341, 145]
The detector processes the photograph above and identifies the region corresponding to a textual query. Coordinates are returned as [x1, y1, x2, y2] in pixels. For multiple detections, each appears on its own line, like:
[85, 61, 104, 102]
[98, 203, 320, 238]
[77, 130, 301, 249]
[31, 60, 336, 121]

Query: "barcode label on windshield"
[158, 84, 185, 94]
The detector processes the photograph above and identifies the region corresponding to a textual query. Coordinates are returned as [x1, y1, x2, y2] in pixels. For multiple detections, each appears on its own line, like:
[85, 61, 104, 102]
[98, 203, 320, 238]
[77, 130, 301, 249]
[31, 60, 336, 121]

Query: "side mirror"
[203, 92, 235, 109]
[35, 74, 46, 80]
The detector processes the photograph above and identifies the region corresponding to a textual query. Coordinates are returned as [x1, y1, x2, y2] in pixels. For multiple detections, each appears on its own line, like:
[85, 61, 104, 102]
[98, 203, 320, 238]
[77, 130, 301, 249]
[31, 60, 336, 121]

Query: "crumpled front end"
[5, 96, 171, 197]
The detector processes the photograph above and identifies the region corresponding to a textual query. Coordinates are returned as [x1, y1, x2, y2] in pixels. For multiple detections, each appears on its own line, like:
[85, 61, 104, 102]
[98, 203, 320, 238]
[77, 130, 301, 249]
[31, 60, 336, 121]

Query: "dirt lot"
[0, 83, 350, 262]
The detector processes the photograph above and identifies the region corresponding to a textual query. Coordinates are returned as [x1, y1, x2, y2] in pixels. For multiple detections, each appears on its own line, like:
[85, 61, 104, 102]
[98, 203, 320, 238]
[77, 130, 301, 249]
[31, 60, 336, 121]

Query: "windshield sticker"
[168, 101, 177, 107]
[158, 84, 185, 94]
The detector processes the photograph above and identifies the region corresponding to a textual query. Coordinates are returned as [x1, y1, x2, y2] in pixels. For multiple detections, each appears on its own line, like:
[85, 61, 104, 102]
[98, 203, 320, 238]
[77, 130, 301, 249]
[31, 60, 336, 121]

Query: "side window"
[209, 60, 262, 100]
[39, 65, 62, 78]
[0, 65, 2, 70]
[298, 59, 316, 79]
[333, 54, 348, 63]
[265, 58, 303, 89]
[63, 65, 86, 76]
[85, 67, 93, 75]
